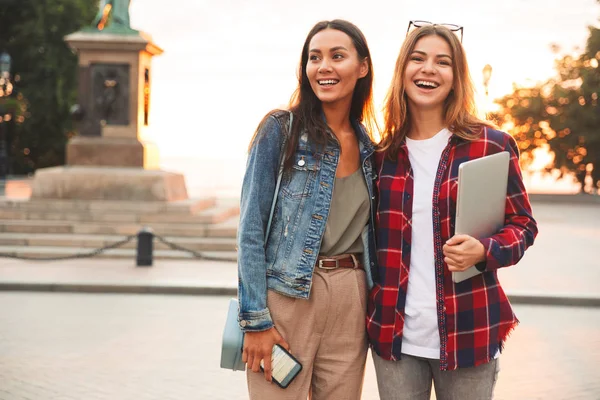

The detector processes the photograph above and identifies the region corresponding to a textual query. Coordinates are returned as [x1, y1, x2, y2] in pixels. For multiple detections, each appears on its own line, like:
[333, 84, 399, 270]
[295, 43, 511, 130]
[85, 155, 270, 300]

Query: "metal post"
[136, 227, 153, 267]
[0, 51, 11, 198]
[482, 64, 493, 114]
[0, 109, 6, 197]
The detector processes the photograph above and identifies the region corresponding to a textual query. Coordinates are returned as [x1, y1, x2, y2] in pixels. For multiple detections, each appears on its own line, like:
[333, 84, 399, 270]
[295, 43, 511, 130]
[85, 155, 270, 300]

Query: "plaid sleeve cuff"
[475, 261, 487, 272]
[477, 237, 502, 272]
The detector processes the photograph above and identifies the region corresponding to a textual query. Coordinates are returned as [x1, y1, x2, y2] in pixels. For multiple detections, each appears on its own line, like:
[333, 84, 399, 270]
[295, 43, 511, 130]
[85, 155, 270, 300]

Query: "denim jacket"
[237, 110, 378, 332]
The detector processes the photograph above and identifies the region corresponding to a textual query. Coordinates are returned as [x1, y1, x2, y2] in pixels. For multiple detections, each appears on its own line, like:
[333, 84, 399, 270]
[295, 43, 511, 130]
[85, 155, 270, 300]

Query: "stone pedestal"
[64, 30, 163, 169]
[66, 136, 159, 169]
[31, 167, 188, 202]
[29, 29, 187, 201]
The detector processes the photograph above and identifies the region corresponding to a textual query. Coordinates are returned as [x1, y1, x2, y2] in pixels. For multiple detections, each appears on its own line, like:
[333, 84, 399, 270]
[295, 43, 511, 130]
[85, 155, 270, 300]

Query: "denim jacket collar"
[318, 110, 375, 157]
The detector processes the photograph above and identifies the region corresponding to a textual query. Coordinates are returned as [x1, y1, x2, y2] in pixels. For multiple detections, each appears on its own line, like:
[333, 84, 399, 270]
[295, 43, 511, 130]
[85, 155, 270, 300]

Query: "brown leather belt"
[316, 254, 362, 271]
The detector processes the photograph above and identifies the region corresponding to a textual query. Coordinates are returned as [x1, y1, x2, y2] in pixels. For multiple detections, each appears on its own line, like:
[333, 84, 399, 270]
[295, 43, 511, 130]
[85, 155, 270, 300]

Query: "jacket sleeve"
[237, 114, 285, 332]
[477, 133, 538, 272]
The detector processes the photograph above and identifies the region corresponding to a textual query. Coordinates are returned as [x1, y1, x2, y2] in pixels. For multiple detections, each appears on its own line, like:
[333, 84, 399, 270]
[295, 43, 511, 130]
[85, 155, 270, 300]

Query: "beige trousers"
[247, 268, 368, 400]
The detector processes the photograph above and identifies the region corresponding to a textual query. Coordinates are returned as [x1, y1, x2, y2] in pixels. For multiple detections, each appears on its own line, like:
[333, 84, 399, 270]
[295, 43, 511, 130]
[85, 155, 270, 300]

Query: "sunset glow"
[530, 145, 555, 172]
[123, 0, 598, 196]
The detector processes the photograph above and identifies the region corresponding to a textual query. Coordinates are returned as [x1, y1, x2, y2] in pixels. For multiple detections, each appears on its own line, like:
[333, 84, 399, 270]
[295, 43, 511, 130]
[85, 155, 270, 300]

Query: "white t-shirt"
[402, 128, 452, 359]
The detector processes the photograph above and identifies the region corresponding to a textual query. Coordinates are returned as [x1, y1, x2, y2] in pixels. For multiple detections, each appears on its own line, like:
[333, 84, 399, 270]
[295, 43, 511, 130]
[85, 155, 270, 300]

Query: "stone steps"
[0, 207, 236, 225]
[0, 245, 238, 261]
[0, 232, 237, 252]
[0, 217, 239, 237]
[0, 200, 239, 225]
[0, 197, 240, 259]
[0, 197, 217, 214]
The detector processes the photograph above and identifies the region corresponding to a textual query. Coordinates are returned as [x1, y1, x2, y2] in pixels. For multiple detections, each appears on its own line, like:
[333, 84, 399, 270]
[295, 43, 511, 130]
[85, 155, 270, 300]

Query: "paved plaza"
[0, 293, 598, 400]
[0, 200, 598, 399]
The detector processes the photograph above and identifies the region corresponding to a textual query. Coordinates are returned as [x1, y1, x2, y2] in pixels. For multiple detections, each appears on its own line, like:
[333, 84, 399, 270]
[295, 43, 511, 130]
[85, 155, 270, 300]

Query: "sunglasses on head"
[406, 20, 464, 43]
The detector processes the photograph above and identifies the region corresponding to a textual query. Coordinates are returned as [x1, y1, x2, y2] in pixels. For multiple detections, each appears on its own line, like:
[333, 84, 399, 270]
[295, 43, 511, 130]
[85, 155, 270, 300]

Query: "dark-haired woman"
[237, 19, 378, 400]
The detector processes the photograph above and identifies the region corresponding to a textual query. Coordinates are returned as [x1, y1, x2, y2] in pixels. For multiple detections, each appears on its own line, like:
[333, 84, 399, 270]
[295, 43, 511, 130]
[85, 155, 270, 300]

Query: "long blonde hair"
[379, 25, 494, 159]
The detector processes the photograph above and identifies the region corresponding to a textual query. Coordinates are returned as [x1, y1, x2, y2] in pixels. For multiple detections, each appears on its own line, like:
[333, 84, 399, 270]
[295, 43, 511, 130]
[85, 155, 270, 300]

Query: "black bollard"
[136, 227, 154, 267]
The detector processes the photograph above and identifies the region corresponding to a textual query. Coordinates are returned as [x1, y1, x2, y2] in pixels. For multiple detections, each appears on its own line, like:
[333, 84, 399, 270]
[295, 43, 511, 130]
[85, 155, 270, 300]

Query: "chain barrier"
[0, 232, 233, 262]
[0, 235, 137, 261]
[154, 234, 231, 262]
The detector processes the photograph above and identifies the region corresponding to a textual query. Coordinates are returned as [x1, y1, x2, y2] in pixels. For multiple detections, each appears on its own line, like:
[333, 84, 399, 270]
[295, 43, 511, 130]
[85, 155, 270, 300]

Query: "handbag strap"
[265, 111, 292, 241]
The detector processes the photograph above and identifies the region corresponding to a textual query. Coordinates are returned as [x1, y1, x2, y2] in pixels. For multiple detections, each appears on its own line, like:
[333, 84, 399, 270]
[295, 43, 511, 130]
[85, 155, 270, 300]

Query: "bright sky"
[124, 0, 599, 195]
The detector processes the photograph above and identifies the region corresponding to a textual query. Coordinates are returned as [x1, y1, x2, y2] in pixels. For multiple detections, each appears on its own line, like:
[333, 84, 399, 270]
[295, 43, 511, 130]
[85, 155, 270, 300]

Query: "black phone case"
[261, 344, 303, 389]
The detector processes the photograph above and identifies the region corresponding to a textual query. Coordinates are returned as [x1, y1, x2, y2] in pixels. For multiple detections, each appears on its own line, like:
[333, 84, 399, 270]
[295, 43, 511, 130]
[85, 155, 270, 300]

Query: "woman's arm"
[478, 134, 538, 271]
[237, 114, 285, 332]
[238, 113, 292, 382]
[444, 133, 538, 272]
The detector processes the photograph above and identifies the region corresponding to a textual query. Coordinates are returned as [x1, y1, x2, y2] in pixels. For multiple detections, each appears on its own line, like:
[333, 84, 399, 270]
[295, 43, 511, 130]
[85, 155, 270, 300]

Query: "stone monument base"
[66, 136, 159, 169]
[30, 166, 188, 202]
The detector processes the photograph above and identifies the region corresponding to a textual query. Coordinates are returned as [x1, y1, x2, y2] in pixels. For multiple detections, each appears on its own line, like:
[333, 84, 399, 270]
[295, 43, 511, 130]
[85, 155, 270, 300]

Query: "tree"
[0, 0, 95, 175]
[494, 24, 600, 193]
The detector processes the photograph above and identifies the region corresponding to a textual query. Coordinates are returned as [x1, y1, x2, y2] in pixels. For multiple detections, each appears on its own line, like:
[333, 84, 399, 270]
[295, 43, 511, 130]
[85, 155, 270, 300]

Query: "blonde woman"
[367, 21, 538, 400]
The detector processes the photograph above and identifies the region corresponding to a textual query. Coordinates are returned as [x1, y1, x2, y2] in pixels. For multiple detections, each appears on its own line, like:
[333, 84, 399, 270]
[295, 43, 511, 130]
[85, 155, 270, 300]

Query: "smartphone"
[260, 344, 303, 389]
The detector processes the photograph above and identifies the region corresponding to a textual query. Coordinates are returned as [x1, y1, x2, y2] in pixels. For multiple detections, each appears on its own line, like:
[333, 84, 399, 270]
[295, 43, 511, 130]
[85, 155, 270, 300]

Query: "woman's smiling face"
[403, 34, 454, 113]
[306, 28, 368, 108]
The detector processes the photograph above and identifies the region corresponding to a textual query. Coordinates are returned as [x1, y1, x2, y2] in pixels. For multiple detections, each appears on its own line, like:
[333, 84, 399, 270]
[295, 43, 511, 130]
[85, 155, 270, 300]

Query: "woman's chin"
[408, 98, 446, 111]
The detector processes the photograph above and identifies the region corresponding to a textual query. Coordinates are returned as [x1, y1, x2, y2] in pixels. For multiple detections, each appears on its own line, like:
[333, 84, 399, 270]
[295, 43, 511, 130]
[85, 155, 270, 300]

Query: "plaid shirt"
[366, 127, 538, 371]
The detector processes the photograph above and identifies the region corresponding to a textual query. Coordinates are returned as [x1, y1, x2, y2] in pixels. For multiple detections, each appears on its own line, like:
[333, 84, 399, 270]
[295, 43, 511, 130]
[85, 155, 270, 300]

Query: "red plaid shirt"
[366, 127, 538, 371]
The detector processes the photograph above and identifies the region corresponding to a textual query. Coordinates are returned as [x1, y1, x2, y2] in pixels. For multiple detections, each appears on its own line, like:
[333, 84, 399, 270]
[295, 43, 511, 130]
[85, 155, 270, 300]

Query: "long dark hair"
[250, 19, 376, 168]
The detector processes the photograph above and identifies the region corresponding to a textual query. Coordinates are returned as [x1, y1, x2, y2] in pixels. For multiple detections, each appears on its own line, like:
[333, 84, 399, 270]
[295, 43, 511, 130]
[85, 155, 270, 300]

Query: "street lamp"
[0, 51, 12, 196]
[482, 64, 492, 97]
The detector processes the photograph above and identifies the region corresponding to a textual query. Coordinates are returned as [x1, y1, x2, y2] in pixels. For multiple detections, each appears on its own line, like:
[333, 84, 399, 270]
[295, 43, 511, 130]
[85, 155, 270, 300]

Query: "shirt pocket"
[377, 174, 406, 211]
[281, 151, 320, 200]
[447, 176, 458, 232]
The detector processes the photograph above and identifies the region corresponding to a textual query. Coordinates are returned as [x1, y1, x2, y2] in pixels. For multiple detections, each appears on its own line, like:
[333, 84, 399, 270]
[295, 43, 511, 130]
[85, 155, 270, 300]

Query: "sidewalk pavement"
[1, 293, 597, 399]
[0, 256, 599, 307]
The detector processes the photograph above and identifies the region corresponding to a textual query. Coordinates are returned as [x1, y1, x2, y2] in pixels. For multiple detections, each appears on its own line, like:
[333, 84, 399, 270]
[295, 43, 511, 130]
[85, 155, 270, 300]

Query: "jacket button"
[240, 320, 248, 327]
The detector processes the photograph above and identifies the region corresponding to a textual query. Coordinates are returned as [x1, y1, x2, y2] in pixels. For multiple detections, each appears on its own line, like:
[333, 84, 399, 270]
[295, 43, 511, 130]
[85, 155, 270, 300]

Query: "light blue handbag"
[220, 298, 246, 370]
[220, 112, 292, 371]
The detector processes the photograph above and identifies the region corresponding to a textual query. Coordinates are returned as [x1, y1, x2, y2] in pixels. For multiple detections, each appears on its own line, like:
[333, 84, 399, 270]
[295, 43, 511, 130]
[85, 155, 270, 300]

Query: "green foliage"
[494, 25, 600, 192]
[0, 0, 96, 174]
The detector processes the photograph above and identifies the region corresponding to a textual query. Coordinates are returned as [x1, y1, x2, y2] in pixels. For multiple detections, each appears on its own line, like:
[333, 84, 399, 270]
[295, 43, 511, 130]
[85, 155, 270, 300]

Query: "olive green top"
[319, 168, 370, 256]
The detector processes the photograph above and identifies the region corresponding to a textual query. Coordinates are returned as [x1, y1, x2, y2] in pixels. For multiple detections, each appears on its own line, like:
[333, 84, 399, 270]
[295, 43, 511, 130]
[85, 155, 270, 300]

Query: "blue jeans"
[372, 352, 500, 400]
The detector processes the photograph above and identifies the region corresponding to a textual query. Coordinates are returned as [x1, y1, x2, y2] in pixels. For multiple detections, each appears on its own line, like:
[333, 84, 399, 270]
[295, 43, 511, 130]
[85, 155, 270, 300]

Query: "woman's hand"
[242, 327, 290, 382]
[443, 234, 486, 272]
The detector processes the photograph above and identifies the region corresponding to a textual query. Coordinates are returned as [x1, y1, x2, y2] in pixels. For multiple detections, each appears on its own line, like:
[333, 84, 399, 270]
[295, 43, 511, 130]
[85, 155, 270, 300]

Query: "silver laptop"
[452, 151, 510, 283]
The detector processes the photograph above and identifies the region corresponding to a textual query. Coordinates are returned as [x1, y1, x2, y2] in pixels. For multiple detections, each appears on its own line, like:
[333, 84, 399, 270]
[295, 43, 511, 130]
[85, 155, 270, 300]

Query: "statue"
[93, 0, 132, 31]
